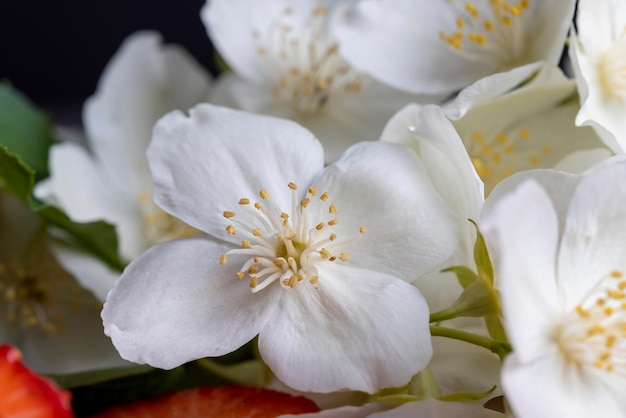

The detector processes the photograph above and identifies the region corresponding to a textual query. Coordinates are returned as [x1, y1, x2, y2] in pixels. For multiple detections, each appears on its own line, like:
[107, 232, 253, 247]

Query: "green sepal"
[437, 386, 497, 402]
[0, 146, 35, 203]
[445, 265, 478, 289]
[408, 367, 442, 398]
[0, 83, 54, 180]
[430, 278, 499, 323]
[469, 219, 494, 285]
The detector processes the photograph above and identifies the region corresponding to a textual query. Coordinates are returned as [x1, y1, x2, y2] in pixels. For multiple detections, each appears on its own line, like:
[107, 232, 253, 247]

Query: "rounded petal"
[85, 31, 211, 199]
[310, 141, 459, 281]
[553, 148, 613, 174]
[102, 237, 282, 369]
[148, 104, 324, 240]
[503, 354, 623, 418]
[557, 156, 626, 308]
[259, 264, 432, 393]
[480, 180, 563, 364]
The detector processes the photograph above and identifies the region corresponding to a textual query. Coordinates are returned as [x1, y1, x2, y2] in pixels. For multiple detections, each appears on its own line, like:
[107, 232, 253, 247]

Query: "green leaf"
[469, 219, 494, 285]
[0, 83, 54, 179]
[33, 204, 126, 272]
[0, 146, 34, 203]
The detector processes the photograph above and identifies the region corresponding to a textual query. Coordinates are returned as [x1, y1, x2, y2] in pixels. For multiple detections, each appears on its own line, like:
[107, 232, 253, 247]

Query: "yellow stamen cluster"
[218, 182, 365, 292]
[254, 6, 364, 114]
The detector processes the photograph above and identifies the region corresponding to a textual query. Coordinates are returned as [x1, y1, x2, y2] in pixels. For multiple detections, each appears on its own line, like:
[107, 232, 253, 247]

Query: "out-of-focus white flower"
[332, 0, 575, 96]
[202, 0, 440, 162]
[480, 156, 626, 418]
[570, 0, 626, 153]
[102, 104, 461, 394]
[0, 192, 128, 374]
[35, 31, 211, 300]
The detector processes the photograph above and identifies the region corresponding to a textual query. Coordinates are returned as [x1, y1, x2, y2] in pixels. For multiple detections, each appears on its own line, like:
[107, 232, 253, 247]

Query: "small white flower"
[102, 104, 460, 393]
[570, 0, 626, 153]
[35, 31, 211, 300]
[332, 0, 575, 96]
[481, 156, 626, 417]
[0, 192, 128, 374]
[202, 0, 438, 162]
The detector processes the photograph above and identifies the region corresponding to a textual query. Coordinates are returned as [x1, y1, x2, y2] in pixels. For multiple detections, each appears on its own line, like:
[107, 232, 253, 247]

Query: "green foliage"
[0, 146, 34, 203]
[0, 83, 54, 180]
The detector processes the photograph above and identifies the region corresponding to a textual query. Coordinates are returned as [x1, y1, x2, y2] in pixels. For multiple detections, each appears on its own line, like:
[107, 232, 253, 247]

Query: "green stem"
[430, 325, 512, 360]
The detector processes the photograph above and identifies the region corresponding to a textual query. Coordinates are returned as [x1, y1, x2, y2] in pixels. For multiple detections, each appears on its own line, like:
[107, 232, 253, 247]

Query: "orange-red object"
[91, 386, 320, 418]
[0, 344, 73, 417]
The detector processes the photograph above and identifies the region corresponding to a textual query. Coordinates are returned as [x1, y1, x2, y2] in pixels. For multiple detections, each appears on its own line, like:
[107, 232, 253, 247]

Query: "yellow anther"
[308, 186, 317, 196]
[252, 228, 263, 237]
[465, 2, 479, 17]
[319, 248, 331, 259]
[329, 203, 338, 214]
[257, 47, 267, 56]
[496, 134, 507, 144]
[502, 16, 512, 26]
[281, 212, 289, 219]
[254, 203, 263, 210]
[608, 289, 626, 299]
[588, 324, 605, 335]
[611, 270, 623, 278]
[530, 156, 540, 165]
[594, 360, 605, 369]
[339, 253, 351, 262]
[484, 20, 493, 30]
[250, 277, 258, 288]
[329, 233, 337, 241]
[493, 153, 501, 164]
[597, 298, 606, 306]
[510, 5, 522, 15]
[605, 307, 614, 316]
[239, 198, 250, 205]
[472, 158, 489, 179]
[320, 192, 329, 201]
[359, 226, 366, 233]
[296, 274, 304, 282]
[542, 146, 551, 155]
[223, 211, 236, 218]
[242, 240, 251, 248]
[456, 17, 465, 28]
[309, 276, 319, 284]
[328, 219, 338, 226]
[472, 132, 484, 142]
[316, 222, 325, 230]
[607, 334, 617, 348]
[619, 281, 626, 290]
[260, 189, 270, 199]
[274, 259, 286, 267]
[226, 225, 236, 235]
[288, 182, 298, 190]
[505, 145, 515, 154]
[312, 5, 327, 15]
[301, 198, 311, 208]
[482, 145, 493, 155]
[520, 129, 530, 139]
[219, 254, 227, 265]
[576, 305, 589, 318]
[254, 257, 259, 263]
[248, 266, 259, 274]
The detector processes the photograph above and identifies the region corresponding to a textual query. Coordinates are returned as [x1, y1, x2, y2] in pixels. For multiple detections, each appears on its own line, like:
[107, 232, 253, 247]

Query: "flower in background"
[103, 104, 460, 393]
[570, 0, 626, 153]
[0, 345, 73, 418]
[201, 0, 441, 162]
[332, 0, 575, 97]
[35, 31, 211, 300]
[480, 156, 626, 417]
[0, 192, 128, 374]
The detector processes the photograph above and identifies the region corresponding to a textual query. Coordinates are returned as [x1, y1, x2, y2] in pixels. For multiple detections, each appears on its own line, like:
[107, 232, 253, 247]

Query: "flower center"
[597, 30, 626, 102]
[439, 0, 530, 68]
[462, 128, 548, 194]
[219, 182, 365, 292]
[138, 192, 197, 245]
[557, 270, 626, 374]
[253, 5, 364, 115]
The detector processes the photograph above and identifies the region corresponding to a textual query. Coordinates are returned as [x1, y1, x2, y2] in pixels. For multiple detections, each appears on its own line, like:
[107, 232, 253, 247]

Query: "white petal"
[524, 0, 576, 64]
[279, 403, 385, 418]
[310, 141, 459, 281]
[553, 148, 613, 174]
[369, 399, 505, 418]
[480, 180, 562, 364]
[85, 31, 211, 199]
[102, 237, 282, 369]
[503, 354, 623, 418]
[48, 242, 121, 302]
[383, 104, 484, 267]
[557, 156, 626, 308]
[259, 264, 432, 393]
[577, 0, 626, 54]
[148, 104, 324, 240]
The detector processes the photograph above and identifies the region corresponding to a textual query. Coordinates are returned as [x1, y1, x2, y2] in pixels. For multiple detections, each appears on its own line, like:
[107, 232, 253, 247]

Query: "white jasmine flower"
[35, 31, 211, 300]
[570, 0, 626, 153]
[202, 0, 439, 162]
[332, 0, 576, 96]
[0, 192, 128, 374]
[480, 156, 626, 417]
[102, 104, 460, 393]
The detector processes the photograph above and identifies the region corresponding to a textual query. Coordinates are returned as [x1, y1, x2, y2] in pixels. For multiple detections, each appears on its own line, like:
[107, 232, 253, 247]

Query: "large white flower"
[480, 157, 626, 417]
[570, 0, 626, 153]
[201, 0, 440, 162]
[332, 0, 575, 96]
[102, 104, 460, 393]
[35, 31, 211, 300]
[0, 192, 128, 374]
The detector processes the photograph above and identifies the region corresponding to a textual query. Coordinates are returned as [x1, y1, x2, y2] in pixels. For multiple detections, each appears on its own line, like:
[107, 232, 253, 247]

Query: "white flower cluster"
[8, 0, 626, 416]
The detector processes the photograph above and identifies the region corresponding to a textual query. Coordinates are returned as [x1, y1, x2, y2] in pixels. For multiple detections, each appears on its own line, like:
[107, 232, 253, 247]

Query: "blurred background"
[0, 0, 218, 124]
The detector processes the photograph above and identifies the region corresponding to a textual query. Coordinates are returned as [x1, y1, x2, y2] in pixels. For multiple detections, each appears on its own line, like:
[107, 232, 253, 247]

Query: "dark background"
[0, 0, 219, 124]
